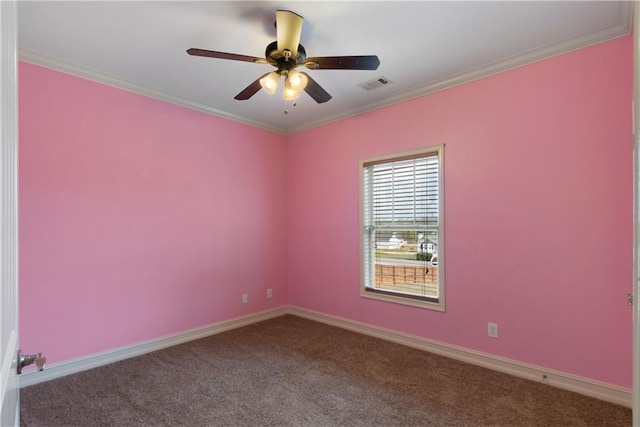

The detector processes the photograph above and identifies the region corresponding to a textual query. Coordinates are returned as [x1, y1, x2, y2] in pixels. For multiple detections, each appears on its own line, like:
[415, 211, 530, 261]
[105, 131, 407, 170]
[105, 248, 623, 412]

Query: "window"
[361, 146, 444, 310]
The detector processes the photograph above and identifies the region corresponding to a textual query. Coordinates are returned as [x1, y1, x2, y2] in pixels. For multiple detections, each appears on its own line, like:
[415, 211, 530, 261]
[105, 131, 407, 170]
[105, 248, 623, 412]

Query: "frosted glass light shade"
[284, 80, 300, 100]
[260, 72, 280, 94]
[287, 70, 308, 91]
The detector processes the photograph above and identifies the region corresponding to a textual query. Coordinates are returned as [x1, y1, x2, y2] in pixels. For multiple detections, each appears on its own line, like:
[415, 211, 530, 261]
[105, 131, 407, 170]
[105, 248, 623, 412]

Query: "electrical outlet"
[488, 322, 498, 339]
[267, 288, 273, 298]
[242, 294, 248, 304]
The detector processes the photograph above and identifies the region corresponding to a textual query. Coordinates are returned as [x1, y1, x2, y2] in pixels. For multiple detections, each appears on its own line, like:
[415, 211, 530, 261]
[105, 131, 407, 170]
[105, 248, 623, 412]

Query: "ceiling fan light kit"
[259, 69, 308, 100]
[187, 9, 380, 105]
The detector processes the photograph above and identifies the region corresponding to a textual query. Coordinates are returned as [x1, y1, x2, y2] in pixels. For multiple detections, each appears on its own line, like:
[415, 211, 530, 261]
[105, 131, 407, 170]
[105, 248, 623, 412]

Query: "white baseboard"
[19, 304, 632, 409]
[286, 306, 632, 408]
[19, 306, 288, 388]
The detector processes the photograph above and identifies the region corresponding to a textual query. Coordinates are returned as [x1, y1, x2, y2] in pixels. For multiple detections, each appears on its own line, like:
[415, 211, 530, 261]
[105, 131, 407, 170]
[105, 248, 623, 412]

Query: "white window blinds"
[365, 154, 439, 227]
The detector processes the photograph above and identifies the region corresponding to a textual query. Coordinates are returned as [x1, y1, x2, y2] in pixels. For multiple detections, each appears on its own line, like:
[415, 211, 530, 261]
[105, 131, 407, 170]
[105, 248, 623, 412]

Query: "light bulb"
[284, 80, 300, 100]
[287, 70, 308, 91]
[259, 72, 280, 94]
[284, 87, 300, 100]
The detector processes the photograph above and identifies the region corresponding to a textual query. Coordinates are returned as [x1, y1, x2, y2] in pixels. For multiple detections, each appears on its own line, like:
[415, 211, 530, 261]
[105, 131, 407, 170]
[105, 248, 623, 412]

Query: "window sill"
[361, 287, 445, 312]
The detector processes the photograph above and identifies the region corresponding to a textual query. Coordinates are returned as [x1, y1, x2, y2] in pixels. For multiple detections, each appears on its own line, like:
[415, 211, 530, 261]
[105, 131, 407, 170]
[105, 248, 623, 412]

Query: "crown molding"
[19, 1, 632, 136]
[286, 7, 632, 135]
[18, 49, 287, 134]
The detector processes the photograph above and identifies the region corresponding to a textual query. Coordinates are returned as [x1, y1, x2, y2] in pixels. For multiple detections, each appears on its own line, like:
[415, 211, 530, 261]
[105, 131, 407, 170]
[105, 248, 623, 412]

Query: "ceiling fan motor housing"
[265, 41, 307, 74]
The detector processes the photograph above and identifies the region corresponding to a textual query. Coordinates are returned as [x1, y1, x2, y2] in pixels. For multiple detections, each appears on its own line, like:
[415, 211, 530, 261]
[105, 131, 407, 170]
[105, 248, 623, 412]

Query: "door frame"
[633, 1, 639, 425]
[0, 0, 19, 426]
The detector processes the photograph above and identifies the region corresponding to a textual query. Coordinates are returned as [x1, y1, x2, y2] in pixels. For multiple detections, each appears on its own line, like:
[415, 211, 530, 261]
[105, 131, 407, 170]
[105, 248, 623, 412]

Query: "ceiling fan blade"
[304, 55, 380, 70]
[276, 10, 303, 57]
[301, 72, 332, 104]
[187, 48, 267, 64]
[234, 73, 271, 100]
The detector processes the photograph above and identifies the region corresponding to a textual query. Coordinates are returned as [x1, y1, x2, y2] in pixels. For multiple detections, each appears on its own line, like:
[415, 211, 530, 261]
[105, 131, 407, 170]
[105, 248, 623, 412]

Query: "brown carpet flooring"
[21, 315, 631, 426]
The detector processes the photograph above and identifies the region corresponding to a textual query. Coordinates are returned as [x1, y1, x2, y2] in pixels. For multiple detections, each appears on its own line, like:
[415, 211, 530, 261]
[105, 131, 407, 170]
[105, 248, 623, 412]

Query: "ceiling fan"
[187, 10, 380, 104]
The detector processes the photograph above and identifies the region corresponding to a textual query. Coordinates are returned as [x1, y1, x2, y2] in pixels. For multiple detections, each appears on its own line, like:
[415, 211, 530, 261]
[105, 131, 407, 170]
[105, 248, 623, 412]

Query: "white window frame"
[360, 146, 445, 311]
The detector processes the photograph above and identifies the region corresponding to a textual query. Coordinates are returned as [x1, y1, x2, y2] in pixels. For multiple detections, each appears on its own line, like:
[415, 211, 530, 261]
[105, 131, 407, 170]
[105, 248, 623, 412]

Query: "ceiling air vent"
[358, 76, 392, 91]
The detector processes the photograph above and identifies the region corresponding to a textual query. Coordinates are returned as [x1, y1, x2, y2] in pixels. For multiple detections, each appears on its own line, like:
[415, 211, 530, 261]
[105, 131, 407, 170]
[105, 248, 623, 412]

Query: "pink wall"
[285, 36, 633, 387]
[19, 35, 633, 389]
[19, 63, 287, 364]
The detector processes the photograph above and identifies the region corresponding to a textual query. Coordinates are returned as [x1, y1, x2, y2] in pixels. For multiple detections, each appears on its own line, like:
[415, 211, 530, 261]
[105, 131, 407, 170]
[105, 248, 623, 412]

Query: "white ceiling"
[18, 1, 631, 135]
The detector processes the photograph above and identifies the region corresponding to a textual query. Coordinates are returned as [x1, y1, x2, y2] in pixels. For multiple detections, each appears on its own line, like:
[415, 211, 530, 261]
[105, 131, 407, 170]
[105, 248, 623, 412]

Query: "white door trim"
[0, 0, 19, 425]
[633, 2, 639, 425]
